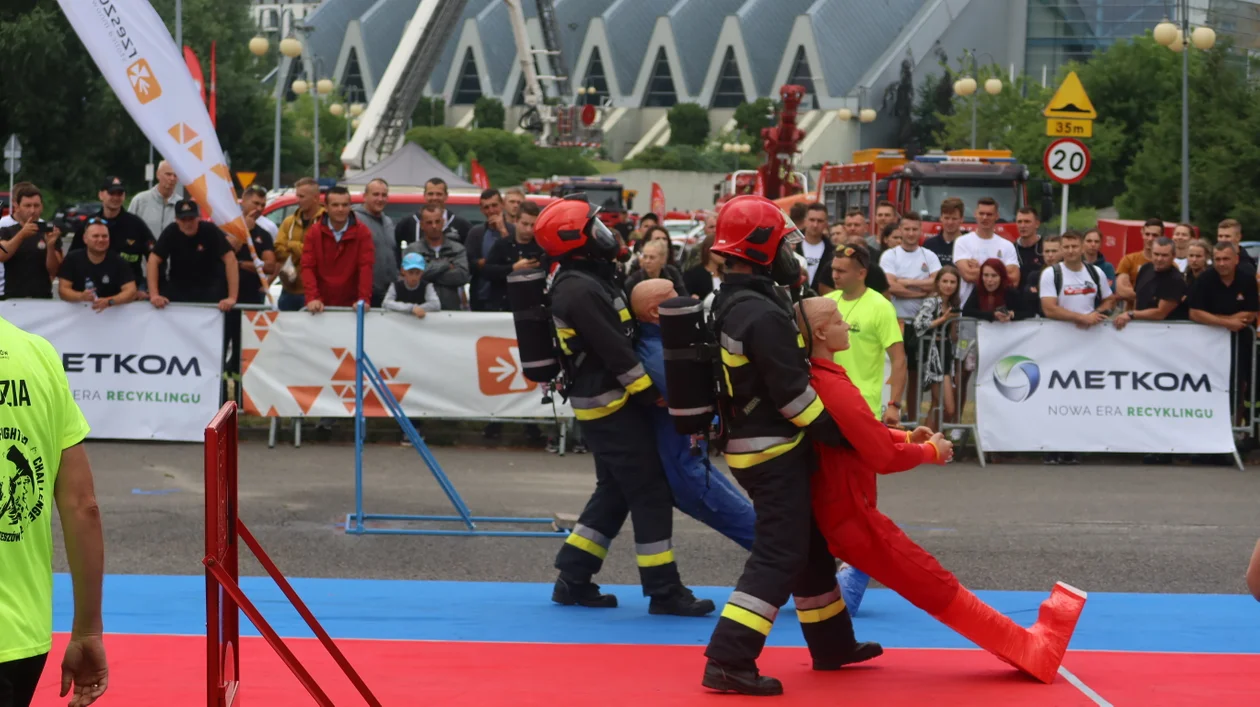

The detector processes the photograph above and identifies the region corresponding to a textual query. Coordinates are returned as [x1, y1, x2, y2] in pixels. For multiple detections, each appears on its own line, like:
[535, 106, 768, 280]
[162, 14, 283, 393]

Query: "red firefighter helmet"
[711, 195, 804, 285]
[533, 195, 620, 260]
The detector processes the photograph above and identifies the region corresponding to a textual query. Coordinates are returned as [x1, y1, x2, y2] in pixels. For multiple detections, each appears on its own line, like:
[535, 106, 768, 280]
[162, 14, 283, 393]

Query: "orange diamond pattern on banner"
[167, 122, 204, 160]
[185, 175, 213, 220]
[287, 386, 324, 415]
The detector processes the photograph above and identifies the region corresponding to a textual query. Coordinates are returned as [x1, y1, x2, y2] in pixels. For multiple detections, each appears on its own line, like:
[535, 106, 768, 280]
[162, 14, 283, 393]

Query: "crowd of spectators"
[3, 171, 1256, 459]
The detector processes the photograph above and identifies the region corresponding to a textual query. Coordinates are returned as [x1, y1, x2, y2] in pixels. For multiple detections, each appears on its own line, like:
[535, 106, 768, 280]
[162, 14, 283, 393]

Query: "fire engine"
[817, 148, 1053, 241]
[524, 176, 630, 230]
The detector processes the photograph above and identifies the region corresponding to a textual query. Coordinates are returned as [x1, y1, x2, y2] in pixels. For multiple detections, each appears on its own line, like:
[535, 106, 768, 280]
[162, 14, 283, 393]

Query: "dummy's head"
[795, 297, 850, 359]
[631, 279, 677, 324]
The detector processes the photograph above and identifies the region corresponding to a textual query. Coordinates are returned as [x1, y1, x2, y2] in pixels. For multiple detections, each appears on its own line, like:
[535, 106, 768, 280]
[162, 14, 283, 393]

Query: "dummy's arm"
[812, 369, 935, 473]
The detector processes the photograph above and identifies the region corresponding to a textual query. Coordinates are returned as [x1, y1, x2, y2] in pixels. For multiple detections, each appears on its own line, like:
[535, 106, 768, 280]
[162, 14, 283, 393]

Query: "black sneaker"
[812, 642, 884, 670]
[701, 659, 783, 696]
[648, 586, 715, 617]
[551, 577, 618, 608]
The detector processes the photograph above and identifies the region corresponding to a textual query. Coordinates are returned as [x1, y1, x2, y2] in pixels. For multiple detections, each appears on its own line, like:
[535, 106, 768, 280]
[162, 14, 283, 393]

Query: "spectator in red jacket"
[301, 186, 375, 313]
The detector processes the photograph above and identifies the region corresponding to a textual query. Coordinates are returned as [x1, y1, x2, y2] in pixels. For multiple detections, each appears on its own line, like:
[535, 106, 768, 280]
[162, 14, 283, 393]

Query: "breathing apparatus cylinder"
[658, 296, 717, 435]
[507, 268, 561, 384]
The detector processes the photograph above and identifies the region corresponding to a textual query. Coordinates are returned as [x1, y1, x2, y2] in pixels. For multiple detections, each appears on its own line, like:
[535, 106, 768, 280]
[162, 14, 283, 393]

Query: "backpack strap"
[1086, 264, 1104, 308]
[1052, 263, 1063, 299]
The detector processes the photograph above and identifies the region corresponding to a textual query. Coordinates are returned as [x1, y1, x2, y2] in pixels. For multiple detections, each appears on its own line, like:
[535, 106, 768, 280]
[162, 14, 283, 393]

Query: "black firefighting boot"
[551, 575, 618, 608]
[701, 659, 784, 697]
[811, 641, 884, 671]
[648, 585, 716, 617]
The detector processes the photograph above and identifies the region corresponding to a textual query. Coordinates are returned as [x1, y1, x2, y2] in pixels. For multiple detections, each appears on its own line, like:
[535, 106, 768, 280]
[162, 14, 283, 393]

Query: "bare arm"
[59, 279, 87, 302]
[55, 444, 104, 636]
[885, 341, 907, 412]
[146, 255, 163, 297]
[1190, 308, 1246, 330]
[955, 259, 980, 283]
[1248, 538, 1260, 601]
[883, 273, 919, 299]
[45, 229, 64, 277]
[222, 251, 239, 301]
[1040, 296, 1085, 324]
[112, 281, 138, 305]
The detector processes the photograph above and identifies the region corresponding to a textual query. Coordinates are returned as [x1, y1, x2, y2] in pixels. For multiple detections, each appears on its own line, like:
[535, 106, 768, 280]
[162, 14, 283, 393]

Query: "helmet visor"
[781, 211, 803, 246]
[588, 215, 620, 258]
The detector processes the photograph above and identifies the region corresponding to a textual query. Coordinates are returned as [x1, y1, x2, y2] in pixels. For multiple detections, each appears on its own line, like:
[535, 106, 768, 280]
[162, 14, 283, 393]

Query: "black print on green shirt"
[0, 441, 46, 543]
[0, 379, 31, 407]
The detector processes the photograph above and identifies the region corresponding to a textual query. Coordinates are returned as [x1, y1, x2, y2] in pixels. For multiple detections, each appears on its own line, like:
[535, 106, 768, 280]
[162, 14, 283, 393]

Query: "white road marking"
[1059, 665, 1114, 706]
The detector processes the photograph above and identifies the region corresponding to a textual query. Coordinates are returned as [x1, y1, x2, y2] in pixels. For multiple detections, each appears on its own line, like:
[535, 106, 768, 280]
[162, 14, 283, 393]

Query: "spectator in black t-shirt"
[148, 199, 238, 310]
[67, 176, 155, 296]
[57, 218, 137, 310]
[0, 181, 63, 299]
[1115, 238, 1187, 329]
[482, 200, 545, 312]
[234, 187, 276, 305]
[1189, 241, 1259, 426]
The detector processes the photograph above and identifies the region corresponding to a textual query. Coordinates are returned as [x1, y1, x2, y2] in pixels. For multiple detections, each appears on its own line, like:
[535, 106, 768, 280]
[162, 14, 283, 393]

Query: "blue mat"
[56, 574, 1259, 654]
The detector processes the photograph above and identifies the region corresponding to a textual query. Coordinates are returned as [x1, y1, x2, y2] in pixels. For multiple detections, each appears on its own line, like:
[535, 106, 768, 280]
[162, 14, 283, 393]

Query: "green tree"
[436, 142, 461, 171]
[623, 145, 758, 172]
[0, 0, 292, 201]
[412, 96, 447, 127]
[667, 103, 710, 147]
[1116, 44, 1260, 233]
[733, 99, 775, 139]
[473, 97, 506, 130]
[881, 57, 917, 154]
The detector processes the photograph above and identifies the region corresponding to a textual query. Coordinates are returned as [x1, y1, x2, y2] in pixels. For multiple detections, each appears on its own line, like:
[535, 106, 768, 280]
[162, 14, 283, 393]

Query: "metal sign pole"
[1060, 183, 1070, 233]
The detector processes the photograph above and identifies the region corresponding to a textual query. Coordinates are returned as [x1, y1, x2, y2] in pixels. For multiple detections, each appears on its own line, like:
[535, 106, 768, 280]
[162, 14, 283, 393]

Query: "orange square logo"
[126, 59, 162, 104]
[476, 337, 537, 397]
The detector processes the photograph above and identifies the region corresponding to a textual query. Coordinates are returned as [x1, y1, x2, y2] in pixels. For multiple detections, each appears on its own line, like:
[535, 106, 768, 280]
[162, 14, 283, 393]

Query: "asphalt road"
[55, 440, 1260, 595]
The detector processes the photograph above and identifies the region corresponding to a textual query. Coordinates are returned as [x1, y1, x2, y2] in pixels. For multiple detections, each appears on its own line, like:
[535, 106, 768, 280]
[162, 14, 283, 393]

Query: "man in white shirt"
[1039, 230, 1116, 326]
[952, 197, 1020, 305]
[880, 212, 940, 421]
[1038, 229, 1115, 465]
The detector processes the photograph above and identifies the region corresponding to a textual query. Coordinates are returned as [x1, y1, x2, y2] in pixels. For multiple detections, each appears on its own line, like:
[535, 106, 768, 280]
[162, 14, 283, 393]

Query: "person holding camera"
[0, 182, 63, 299]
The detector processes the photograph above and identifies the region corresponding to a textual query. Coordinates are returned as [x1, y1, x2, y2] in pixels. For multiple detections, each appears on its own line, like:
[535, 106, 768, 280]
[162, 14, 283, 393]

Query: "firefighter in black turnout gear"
[700, 195, 882, 696]
[532, 196, 714, 617]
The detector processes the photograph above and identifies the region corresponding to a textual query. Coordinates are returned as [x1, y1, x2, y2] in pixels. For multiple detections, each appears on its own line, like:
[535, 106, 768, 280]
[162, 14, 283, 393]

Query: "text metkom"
[1047, 370, 1210, 393]
[61, 353, 202, 377]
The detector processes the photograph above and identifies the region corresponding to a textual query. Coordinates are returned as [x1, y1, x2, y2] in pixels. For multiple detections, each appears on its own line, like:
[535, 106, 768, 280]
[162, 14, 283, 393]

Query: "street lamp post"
[291, 67, 333, 178]
[835, 86, 876, 155]
[1155, 5, 1216, 223]
[721, 140, 750, 170]
[953, 49, 1003, 149]
[250, 19, 304, 191]
[329, 102, 365, 144]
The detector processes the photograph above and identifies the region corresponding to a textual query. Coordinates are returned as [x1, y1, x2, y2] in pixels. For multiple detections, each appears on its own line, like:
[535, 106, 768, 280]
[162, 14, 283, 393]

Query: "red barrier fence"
[204, 402, 381, 706]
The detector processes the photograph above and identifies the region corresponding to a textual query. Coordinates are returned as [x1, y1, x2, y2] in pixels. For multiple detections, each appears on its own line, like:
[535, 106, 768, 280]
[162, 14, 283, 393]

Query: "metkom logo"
[993, 355, 1041, 402]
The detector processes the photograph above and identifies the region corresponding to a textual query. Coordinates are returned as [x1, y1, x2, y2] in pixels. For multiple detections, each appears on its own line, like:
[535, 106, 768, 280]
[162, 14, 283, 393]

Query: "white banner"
[1, 301, 224, 441]
[58, 0, 246, 240]
[241, 311, 571, 419]
[976, 320, 1236, 453]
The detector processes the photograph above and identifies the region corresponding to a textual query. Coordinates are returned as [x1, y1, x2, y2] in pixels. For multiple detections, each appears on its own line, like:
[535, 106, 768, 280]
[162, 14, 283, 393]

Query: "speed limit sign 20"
[1044, 138, 1091, 185]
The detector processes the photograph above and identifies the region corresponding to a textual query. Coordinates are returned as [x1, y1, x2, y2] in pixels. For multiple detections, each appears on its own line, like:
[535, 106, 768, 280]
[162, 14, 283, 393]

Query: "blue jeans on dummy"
[636, 324, 756, 550]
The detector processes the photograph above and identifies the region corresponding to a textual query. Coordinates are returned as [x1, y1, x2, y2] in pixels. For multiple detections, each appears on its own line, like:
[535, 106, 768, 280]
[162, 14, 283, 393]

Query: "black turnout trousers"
[553, 402, 682, 595]
[705, 444, 857, 668]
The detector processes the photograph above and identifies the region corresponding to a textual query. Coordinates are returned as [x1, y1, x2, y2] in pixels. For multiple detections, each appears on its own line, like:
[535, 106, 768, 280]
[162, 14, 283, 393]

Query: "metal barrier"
[888, 315, 1256, 469]
[342, 302, 571, 538]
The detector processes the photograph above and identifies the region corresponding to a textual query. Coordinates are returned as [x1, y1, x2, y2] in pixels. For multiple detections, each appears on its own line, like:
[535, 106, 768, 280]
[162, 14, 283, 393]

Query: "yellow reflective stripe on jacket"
[556, 328, 577, 355]
[779, 387, 824, 428]
[571, 389, 629, 421]
[721, 604, 773, 636]
[618, 308, 632, 322]
[723, 433, 805, 469]
[788, 397, 824, 428]
[796, 333, 806, 349]
[721, 348, 749, 368]
[616, 364, 652, 395]
[625, 374, 652, 395]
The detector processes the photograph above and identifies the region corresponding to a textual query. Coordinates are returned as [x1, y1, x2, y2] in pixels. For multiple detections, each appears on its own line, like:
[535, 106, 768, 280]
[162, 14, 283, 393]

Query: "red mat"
[31, 633, 1260, 706]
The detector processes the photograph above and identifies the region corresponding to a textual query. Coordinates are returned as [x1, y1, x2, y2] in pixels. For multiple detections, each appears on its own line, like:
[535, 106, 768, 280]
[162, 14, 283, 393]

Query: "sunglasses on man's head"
[86, 217, 108, 226]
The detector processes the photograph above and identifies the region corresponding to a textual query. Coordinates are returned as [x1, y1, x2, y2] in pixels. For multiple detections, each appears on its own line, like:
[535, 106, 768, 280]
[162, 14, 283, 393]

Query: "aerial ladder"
[506, 0, 604, 147]
[341, 0, 469, 170]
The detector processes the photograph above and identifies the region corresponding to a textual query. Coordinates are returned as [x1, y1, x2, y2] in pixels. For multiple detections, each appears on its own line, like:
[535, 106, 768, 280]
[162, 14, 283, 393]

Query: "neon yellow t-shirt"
[824, 288, 903, 415]
[0, 317, 91, 662]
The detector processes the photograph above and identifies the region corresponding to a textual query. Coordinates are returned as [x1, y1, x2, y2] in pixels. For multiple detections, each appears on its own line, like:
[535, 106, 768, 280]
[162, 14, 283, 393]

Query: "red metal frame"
[204, 402, 381, 707]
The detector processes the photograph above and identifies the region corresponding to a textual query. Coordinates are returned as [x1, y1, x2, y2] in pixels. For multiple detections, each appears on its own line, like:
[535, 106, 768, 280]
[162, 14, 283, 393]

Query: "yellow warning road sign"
[1046, 119, 1093, 138]
[1043, 71, 1097, 121]
[236, 171, 257, 189]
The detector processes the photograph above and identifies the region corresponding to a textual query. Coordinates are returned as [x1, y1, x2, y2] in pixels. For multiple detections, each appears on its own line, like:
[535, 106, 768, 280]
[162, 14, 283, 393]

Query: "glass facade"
[1025, 0, 1170, 78]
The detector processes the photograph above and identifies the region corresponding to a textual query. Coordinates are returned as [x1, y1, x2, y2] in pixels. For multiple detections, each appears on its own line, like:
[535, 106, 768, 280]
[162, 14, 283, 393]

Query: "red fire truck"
[525, 176, 630, 230]
[817, 148, 1053, 241]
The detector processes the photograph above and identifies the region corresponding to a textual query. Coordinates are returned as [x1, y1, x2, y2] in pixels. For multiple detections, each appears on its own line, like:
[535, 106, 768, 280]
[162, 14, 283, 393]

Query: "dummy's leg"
[821, 507, 1086, 684]
[686, 465, 757, 551]
[836, 564, 871, 616]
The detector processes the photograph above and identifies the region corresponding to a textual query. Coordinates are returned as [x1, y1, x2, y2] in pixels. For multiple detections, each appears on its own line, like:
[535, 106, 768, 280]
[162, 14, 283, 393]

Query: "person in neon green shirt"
[824, 244, 908, 426]
[0, 316, 108, 707]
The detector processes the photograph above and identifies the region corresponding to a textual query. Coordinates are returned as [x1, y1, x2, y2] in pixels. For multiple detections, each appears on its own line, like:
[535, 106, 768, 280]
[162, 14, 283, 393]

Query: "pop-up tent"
[342, 142, 473, 189]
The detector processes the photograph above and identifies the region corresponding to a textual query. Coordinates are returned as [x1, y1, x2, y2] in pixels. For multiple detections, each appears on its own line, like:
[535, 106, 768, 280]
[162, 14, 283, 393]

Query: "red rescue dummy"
[797, 297, 1087, 684]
